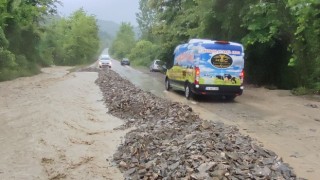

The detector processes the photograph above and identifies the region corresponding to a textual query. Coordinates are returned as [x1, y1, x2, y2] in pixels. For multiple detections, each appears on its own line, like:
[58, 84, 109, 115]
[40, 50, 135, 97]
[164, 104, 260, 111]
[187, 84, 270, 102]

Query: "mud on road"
[0, 67, 126, 179]
[0, 65, 319, 179]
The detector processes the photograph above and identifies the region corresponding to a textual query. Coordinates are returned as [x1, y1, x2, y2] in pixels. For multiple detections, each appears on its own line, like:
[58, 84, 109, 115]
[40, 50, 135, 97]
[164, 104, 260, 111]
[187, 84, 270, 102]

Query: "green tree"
[62, 9, 100, 65]
[0, 0, 58, 81]
[288, 1, 320, 91]
[1, 1, 100, 81]
[136, 0, 320, 91]
[40, 9, 100, 66]
[128, 40, 159, 66]
[136, 0, 156, 40]
[110, 23, 136, 59]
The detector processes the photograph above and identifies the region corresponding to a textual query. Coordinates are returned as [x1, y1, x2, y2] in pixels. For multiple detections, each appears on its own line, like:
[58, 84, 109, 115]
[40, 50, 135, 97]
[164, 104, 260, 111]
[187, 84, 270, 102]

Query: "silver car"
[149, 59, 162, 72]
[98, 55, 112, 68]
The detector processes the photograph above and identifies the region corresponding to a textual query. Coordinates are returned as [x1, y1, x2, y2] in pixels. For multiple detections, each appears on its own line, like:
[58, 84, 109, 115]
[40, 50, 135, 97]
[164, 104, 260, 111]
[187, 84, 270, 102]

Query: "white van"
[165, 39, 245, 100]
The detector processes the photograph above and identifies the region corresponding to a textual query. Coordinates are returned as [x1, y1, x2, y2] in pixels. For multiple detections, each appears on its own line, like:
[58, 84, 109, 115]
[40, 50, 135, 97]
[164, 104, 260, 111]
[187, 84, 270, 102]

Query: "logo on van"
[211, 54, 233, 68]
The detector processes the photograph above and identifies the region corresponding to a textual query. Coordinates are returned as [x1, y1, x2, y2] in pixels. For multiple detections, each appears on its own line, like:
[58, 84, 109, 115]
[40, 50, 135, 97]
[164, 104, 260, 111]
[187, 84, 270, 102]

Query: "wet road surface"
[110, 58, 320, 179]
[110, 60, 167, 98]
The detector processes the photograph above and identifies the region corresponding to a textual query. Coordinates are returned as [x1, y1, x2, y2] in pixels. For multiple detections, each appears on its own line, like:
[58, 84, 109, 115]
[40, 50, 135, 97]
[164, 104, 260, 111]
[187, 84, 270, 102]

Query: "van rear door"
[198, 41, 244, 86]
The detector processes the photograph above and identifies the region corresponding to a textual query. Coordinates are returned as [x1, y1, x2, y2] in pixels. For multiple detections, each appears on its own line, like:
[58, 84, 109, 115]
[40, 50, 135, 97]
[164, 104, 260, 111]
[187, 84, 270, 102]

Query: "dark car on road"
[121, 58, 130, 66]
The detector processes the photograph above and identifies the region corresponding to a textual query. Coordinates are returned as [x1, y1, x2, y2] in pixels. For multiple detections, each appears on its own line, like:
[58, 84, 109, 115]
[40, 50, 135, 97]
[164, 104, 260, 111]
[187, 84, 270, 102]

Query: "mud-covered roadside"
[95, 69, 301, 179]
[0, 67, 125, 180]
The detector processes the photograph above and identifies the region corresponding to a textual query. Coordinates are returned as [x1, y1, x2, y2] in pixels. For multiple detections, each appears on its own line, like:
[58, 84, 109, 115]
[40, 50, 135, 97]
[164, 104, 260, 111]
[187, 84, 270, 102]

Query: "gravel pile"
[94, 69, 300, 179]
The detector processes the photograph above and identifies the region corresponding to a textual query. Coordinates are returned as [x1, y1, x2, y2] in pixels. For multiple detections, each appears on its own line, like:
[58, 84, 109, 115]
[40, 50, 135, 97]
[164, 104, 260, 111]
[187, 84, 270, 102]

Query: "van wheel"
[165, 78, 171, 91]
[185, 83, 193, 99]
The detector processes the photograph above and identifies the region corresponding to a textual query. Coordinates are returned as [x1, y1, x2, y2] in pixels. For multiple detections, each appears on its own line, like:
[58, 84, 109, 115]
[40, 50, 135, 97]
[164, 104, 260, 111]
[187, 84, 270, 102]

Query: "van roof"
[188, 39, 212, 43]
[188, 39, 243, 47]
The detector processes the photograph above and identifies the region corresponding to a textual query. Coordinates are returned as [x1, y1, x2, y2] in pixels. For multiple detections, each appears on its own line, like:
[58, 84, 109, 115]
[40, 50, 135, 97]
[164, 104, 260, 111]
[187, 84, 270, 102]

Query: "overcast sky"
[57, 0, 140, 26]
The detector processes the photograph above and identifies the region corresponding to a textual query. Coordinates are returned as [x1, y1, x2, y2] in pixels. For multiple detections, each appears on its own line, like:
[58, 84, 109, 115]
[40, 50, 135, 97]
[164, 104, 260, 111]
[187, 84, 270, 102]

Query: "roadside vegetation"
[0, 1, 99, 81]
[109, 23, 136, 60]
[110, 0, 320, 94]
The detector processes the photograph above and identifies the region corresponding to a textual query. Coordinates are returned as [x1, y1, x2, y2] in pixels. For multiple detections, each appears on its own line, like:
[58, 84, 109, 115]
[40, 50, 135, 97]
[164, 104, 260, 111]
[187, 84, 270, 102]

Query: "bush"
[312, 82, 320, 95]
[291, 86, 309, 96]
[0, 54, 40, 81]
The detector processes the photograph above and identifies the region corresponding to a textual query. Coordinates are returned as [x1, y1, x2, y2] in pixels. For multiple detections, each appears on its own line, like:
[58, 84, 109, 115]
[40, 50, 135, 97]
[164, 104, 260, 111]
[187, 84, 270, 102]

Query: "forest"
[1, 0, 319, 94]
[110, 0, 320, 93]
[0, 0, 99, 81]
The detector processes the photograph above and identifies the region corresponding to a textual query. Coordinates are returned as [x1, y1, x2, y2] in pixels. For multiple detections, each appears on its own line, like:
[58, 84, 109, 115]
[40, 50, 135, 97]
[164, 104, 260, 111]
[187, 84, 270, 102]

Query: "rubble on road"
[93, 69, 300, 179]
[78, 67, 99, 72]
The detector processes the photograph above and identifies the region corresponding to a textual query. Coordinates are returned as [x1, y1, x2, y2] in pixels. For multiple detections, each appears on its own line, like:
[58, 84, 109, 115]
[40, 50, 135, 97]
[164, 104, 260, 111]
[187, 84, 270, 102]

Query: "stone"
[197, 162, 216, 173]
[90, 69, 299, 179]
[201, 120, 211, 129]
[119, 161, 127, 168]
[124, 168, 136, 176]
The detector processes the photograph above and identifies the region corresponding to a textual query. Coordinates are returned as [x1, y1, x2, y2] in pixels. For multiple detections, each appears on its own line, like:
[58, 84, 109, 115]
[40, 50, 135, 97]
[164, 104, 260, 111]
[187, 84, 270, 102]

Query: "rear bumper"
[100, 64, 111, 68]
[191, 84, 243, 96]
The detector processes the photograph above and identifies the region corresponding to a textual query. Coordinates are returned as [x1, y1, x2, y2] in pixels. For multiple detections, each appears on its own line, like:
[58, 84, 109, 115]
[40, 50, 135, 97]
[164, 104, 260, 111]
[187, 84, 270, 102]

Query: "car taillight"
[195, 67, 200, 85]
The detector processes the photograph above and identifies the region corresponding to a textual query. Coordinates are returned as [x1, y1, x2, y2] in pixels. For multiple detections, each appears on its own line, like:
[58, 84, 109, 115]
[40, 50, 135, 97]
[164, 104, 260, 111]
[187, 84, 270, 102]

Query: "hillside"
[97, 20, 140, 49]
[97, 19, 120, 38]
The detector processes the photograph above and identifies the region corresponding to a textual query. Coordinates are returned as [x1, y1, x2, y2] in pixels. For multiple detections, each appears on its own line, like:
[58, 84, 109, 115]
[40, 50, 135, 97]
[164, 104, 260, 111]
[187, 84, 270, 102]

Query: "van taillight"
[195, 67, 200, 85]
[240, 70, 244, 79]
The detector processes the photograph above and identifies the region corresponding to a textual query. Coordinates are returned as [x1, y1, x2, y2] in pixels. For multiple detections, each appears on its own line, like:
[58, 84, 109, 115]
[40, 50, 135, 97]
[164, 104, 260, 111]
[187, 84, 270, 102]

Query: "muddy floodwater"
[0, 67, 126, 179]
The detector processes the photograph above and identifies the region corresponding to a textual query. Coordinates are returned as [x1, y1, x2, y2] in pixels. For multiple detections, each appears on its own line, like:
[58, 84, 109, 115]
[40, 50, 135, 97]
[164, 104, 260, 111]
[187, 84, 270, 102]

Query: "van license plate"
[206, 87, 219, 91]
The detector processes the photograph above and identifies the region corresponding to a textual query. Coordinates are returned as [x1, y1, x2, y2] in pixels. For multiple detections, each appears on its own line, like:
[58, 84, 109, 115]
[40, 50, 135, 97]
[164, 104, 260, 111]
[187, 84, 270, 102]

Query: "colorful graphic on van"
[198, 52, 243, 85]
[175, 52, 195, 65]
[211, 54, 233, 68]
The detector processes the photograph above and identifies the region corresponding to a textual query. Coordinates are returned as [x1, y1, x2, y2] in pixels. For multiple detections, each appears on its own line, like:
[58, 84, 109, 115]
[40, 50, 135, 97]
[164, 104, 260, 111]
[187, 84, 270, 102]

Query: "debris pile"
[94, 69, 299, 179]
[78, 67, 99, 72]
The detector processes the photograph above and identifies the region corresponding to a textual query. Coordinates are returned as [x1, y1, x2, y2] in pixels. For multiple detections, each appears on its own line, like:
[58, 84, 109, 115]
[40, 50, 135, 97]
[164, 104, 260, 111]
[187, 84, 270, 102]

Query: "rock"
[119, 161, 127, 168]
[305, 103, 318, 108]
[211, 170, 226, 178]
[197, 162, 216, 173]
[220, 152, 226, 159]
[184, 134, 195, 140]
[169, 162, 179, 170]
[201, 120, 211, 129]
[226, 152, 239, 161]
[92, 69, 299, 179]
[124, 168, 136, 176]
